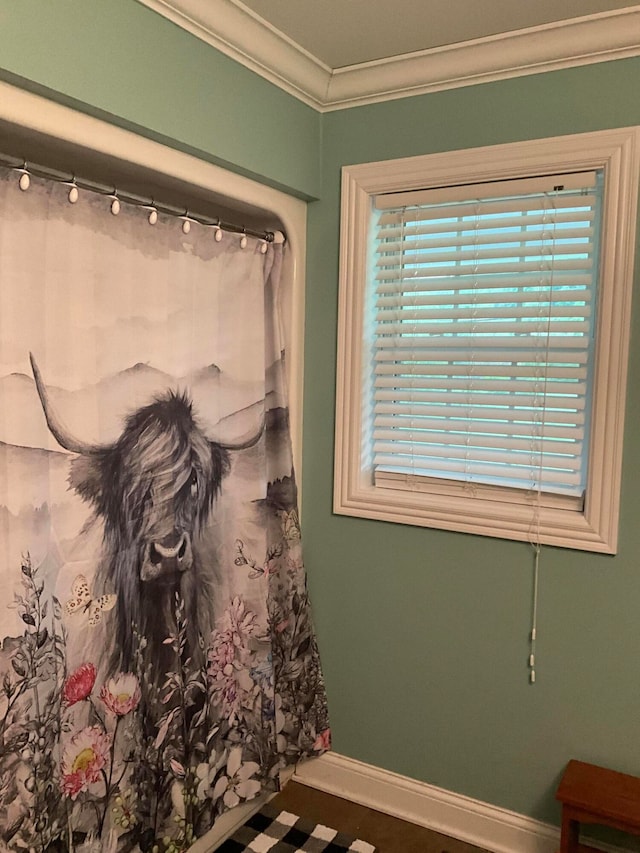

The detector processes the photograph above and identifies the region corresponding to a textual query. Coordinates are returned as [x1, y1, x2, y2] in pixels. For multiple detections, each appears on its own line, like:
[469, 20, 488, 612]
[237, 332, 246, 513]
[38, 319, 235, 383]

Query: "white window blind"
[371, 170, 603, 502]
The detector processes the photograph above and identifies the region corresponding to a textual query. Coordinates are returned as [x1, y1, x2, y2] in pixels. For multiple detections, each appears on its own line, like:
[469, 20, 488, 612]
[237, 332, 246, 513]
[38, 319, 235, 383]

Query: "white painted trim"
[294, 752, 628, 853]
[334, 127, 640, 553]
[0, 79, 307, 480]
[135, 1, 640, 111]
[324, 7, 640, 110]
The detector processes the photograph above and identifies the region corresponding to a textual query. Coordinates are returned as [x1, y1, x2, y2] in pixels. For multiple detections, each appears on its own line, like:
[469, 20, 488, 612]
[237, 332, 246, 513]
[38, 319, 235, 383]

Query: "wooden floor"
[269, 781, 490, 853]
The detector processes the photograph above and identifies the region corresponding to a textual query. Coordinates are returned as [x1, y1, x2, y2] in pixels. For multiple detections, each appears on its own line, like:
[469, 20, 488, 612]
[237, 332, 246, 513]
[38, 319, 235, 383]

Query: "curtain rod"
[0, 153, 284, 244]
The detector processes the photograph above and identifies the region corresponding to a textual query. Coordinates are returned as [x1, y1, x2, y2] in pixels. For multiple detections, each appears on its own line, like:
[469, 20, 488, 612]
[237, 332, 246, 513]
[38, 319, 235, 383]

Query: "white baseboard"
[293, 752, 628, 853]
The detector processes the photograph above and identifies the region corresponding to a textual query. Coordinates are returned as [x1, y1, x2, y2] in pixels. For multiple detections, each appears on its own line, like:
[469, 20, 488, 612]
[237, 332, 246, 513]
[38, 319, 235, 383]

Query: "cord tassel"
[529, 542, 540, 684]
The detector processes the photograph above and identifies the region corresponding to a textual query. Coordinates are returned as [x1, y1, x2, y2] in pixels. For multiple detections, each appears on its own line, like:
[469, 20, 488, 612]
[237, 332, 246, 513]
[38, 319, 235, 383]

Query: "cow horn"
[30, 353, 106, 455]
[216, 417, 265, 451]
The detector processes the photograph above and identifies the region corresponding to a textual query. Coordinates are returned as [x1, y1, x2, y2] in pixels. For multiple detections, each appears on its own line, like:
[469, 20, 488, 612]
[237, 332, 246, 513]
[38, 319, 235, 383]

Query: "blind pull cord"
[528, 192, 558, 685]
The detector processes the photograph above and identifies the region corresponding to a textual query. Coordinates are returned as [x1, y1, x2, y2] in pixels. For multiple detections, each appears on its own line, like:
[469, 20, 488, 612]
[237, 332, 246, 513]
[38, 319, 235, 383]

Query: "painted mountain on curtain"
[0, 362, 264, 451]
[0, 441, 70, 510]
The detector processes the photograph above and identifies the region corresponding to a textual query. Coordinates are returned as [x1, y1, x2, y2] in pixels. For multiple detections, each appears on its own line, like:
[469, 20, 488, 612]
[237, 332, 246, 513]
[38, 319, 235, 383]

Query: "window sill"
[334, 477, 615, 553]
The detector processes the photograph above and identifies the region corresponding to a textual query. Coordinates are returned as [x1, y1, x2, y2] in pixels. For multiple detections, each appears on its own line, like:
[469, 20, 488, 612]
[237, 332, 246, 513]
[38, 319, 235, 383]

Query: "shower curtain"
[0, 167, 329, 852]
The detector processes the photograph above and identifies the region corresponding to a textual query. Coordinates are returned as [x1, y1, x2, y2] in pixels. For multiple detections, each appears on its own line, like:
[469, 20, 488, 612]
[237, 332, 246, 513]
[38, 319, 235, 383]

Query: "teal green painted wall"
[0, 0, 321, 198]
[303, 59, 640, 826]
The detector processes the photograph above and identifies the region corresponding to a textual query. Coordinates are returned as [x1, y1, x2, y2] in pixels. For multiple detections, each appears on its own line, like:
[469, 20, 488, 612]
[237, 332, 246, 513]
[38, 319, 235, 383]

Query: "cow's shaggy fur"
[69, 392, 230, 685]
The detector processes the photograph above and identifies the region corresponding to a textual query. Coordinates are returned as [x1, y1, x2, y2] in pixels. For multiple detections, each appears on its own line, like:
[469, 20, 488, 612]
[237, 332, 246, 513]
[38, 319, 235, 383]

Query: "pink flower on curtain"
[225, 596, 259, 646]
[208, 646, 255, 724]
[100, 673, 141, 716]
[208, 636, 236, 674]
[63, 663, 97, 706]
[314, 728, 331, 752]
[207, 597, 261, 724]
[61, 726, 111, 799]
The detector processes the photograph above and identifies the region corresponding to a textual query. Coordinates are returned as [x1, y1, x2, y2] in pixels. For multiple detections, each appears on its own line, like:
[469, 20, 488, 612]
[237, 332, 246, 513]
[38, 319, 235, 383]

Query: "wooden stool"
[556, 759, 640, 852]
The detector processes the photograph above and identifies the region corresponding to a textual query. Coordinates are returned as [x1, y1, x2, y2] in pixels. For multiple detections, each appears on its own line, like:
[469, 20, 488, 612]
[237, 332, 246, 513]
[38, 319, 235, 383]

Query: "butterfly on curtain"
[234, 539, 283, 579]
[281, 509, 301, 542]
[65, 574, 117, 626]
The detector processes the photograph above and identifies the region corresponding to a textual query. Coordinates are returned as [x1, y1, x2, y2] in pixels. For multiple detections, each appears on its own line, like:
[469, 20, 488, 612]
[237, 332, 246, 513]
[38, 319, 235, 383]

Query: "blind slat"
[374, 376, 587, 393]
[374, 447, 581, 472]
[378, 210, 595, 240]
[376, 258, 593, 281]
[374, 363, 588, 380]
[374, 405, 584, 425]
[376, 272, 592, 293]
[373, 418, 584, 438]
[374, 390, 586, 410]
[375, 320, 590, 337]
[376, 226, 594, 255]
[376, 305, 591, 323]
[375, 327, 586, 346]
[376, 289, 591, 310]
[374, 434, 583, 454]
[376, 242, 594, 269]
[373, 455, 582, 486]
[373, 422, 584, 442]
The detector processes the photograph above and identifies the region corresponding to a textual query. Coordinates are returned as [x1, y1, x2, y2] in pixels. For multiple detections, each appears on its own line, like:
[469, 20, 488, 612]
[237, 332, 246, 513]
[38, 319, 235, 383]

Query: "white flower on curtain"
[211, 747, 262, 809]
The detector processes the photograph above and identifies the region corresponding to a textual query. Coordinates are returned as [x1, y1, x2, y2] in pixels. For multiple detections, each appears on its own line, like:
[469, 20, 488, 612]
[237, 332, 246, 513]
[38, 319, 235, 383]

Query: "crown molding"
[326, 6, 640, 109]
[136, 1, 640, 111]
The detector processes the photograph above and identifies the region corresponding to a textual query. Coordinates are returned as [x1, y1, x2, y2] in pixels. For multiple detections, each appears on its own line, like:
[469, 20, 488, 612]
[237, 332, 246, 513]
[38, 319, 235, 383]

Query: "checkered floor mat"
[216, 803, 377, 852]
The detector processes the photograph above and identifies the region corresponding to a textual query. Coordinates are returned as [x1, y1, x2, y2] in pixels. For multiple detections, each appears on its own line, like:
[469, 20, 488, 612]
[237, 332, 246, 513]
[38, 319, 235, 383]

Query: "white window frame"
[334, 128, 640, 554]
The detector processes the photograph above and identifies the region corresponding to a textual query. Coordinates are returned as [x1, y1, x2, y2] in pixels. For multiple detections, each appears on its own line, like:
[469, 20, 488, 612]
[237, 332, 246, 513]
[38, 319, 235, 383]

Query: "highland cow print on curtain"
[0, 166, 329, 852]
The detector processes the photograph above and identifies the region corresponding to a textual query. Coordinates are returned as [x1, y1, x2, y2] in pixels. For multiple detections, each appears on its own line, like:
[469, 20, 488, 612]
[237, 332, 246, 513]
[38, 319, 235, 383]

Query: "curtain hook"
[214, 219, 223, 242]
[260, 239, 268, 255]
[17, 162, 30, 191]
[66, 177, 79, 204]
[239, 229, 248, 249]
[110, 191, 121, 215]
[146, 202, 158, 226]
[181, 211, 193, 234]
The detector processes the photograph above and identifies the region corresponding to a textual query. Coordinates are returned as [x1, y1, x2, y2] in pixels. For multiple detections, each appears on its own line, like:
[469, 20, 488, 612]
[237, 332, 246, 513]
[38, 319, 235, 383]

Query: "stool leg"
[560, 811, 580, 853]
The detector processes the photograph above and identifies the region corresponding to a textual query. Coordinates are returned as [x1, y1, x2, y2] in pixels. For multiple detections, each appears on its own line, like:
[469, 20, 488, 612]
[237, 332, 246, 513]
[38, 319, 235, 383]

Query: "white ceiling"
[236, 0, 639, 68]
[139, 0, 640, 109]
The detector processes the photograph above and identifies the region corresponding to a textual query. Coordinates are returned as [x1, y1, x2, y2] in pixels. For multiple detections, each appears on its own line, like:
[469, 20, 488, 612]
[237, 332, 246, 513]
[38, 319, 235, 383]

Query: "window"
[334, 129, 640, 553]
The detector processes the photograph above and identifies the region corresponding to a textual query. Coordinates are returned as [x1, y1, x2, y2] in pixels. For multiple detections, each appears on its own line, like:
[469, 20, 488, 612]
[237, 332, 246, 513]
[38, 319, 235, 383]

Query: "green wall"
[0, 0, 321, 198]
[3, 0, 640, 834]
[302, 58, 640, 827]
